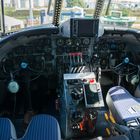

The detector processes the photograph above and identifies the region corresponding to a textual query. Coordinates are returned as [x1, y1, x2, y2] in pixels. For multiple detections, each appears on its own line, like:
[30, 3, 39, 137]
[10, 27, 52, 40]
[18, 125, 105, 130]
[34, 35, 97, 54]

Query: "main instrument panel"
[0, 18, 138, 77]
[0, 34, 135, 76]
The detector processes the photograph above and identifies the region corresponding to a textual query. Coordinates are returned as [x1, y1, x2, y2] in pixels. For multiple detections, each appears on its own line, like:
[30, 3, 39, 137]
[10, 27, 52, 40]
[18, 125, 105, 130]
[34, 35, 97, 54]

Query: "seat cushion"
[21, 114, 61, 140]
[0, 118, 17, 140]
[106, 86, 140, 124]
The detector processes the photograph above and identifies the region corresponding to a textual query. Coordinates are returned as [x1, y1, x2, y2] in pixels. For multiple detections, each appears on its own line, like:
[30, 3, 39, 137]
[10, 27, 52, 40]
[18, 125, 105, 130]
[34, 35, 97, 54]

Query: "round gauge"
[56, 38, 64, 46]
[74, 38, 81, 46]
[83, 38, 90, 45]
[66, 39, 72, 46]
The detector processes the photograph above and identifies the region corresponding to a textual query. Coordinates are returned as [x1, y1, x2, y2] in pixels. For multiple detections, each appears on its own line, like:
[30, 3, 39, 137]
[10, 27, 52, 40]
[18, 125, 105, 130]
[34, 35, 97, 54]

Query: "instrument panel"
[55, 37, 91, 54]
[0, 33, 137, 76]
[2, 36, 54, 74]
[92, 36, 131, 70]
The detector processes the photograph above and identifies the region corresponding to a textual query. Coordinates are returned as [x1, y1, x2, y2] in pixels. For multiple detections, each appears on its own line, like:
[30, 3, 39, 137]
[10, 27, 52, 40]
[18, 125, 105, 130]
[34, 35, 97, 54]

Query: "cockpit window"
[0, 0, 54, 33]
[101, 0, 140, 30]
[61, 0, 96, 22]
[0, 0, 140, 33]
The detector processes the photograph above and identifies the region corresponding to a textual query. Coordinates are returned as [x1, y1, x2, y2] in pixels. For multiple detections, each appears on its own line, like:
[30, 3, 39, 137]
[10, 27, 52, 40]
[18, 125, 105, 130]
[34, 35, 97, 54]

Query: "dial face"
[74, 39, 81, 46]
[56, 38, 64, 46]
[83, 38, 90, 45]
[66, 39, 73, 46]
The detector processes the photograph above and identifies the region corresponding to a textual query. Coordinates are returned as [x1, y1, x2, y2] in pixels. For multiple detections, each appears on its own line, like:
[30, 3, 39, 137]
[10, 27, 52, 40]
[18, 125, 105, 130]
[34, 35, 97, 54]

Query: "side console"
[60, 72, 104, 139]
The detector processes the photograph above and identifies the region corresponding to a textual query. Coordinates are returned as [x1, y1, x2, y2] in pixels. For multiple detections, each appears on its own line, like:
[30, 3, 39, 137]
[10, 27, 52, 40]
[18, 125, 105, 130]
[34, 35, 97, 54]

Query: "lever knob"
[124, 57, 129, 64]
[20, 62, 28, 69]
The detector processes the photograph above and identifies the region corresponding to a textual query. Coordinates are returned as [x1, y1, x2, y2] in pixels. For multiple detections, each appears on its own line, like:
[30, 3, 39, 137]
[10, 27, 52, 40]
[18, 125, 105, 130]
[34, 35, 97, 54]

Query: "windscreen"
[61, 0, 140, 30]
[101, 0, 140, 29]
[0, 0, 55, 33]
[0, 0, 140, 33]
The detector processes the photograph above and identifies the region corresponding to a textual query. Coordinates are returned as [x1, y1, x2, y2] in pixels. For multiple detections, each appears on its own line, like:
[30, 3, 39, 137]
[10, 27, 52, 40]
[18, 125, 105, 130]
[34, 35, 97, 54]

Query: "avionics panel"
[60, 18, 99, 37]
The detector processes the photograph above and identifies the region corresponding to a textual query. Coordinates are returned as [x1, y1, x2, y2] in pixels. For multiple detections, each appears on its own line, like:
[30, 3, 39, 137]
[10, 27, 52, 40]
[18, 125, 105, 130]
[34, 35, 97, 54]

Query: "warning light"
[79, 123, 84, 131]
[89, 79, 95, 84]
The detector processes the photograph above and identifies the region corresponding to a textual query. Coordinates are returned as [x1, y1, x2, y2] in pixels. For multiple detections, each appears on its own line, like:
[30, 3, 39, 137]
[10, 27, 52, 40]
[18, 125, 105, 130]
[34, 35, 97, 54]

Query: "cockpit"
[0, 0, 140, 140]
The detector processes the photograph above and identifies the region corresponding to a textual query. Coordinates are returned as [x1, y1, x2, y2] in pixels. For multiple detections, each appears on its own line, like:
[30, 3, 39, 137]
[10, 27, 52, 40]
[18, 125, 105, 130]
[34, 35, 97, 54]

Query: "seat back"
[21, 114, 61, 140]
[106, 86, 140, 124]
[0, 118, 17, 140]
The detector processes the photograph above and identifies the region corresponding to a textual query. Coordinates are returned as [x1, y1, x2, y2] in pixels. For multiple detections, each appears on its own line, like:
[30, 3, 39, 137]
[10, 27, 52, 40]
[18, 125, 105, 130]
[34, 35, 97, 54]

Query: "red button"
[90, 79, 95, 84]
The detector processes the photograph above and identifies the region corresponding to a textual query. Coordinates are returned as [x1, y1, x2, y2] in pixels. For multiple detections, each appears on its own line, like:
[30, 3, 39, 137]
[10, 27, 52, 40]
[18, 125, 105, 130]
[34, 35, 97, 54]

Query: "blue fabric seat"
[21, 114, 61, 140]
[106, 86, 140, 124]
[0, 118, 17, 140]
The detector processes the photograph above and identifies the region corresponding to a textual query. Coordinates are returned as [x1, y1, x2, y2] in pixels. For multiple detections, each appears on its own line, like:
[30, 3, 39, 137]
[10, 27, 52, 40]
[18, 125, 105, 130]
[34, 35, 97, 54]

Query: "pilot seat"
[0, 118, 17, 140]
[106, 86, 140, 126]
[0, 114, 61, 140]
[20, 114, 61, 140]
